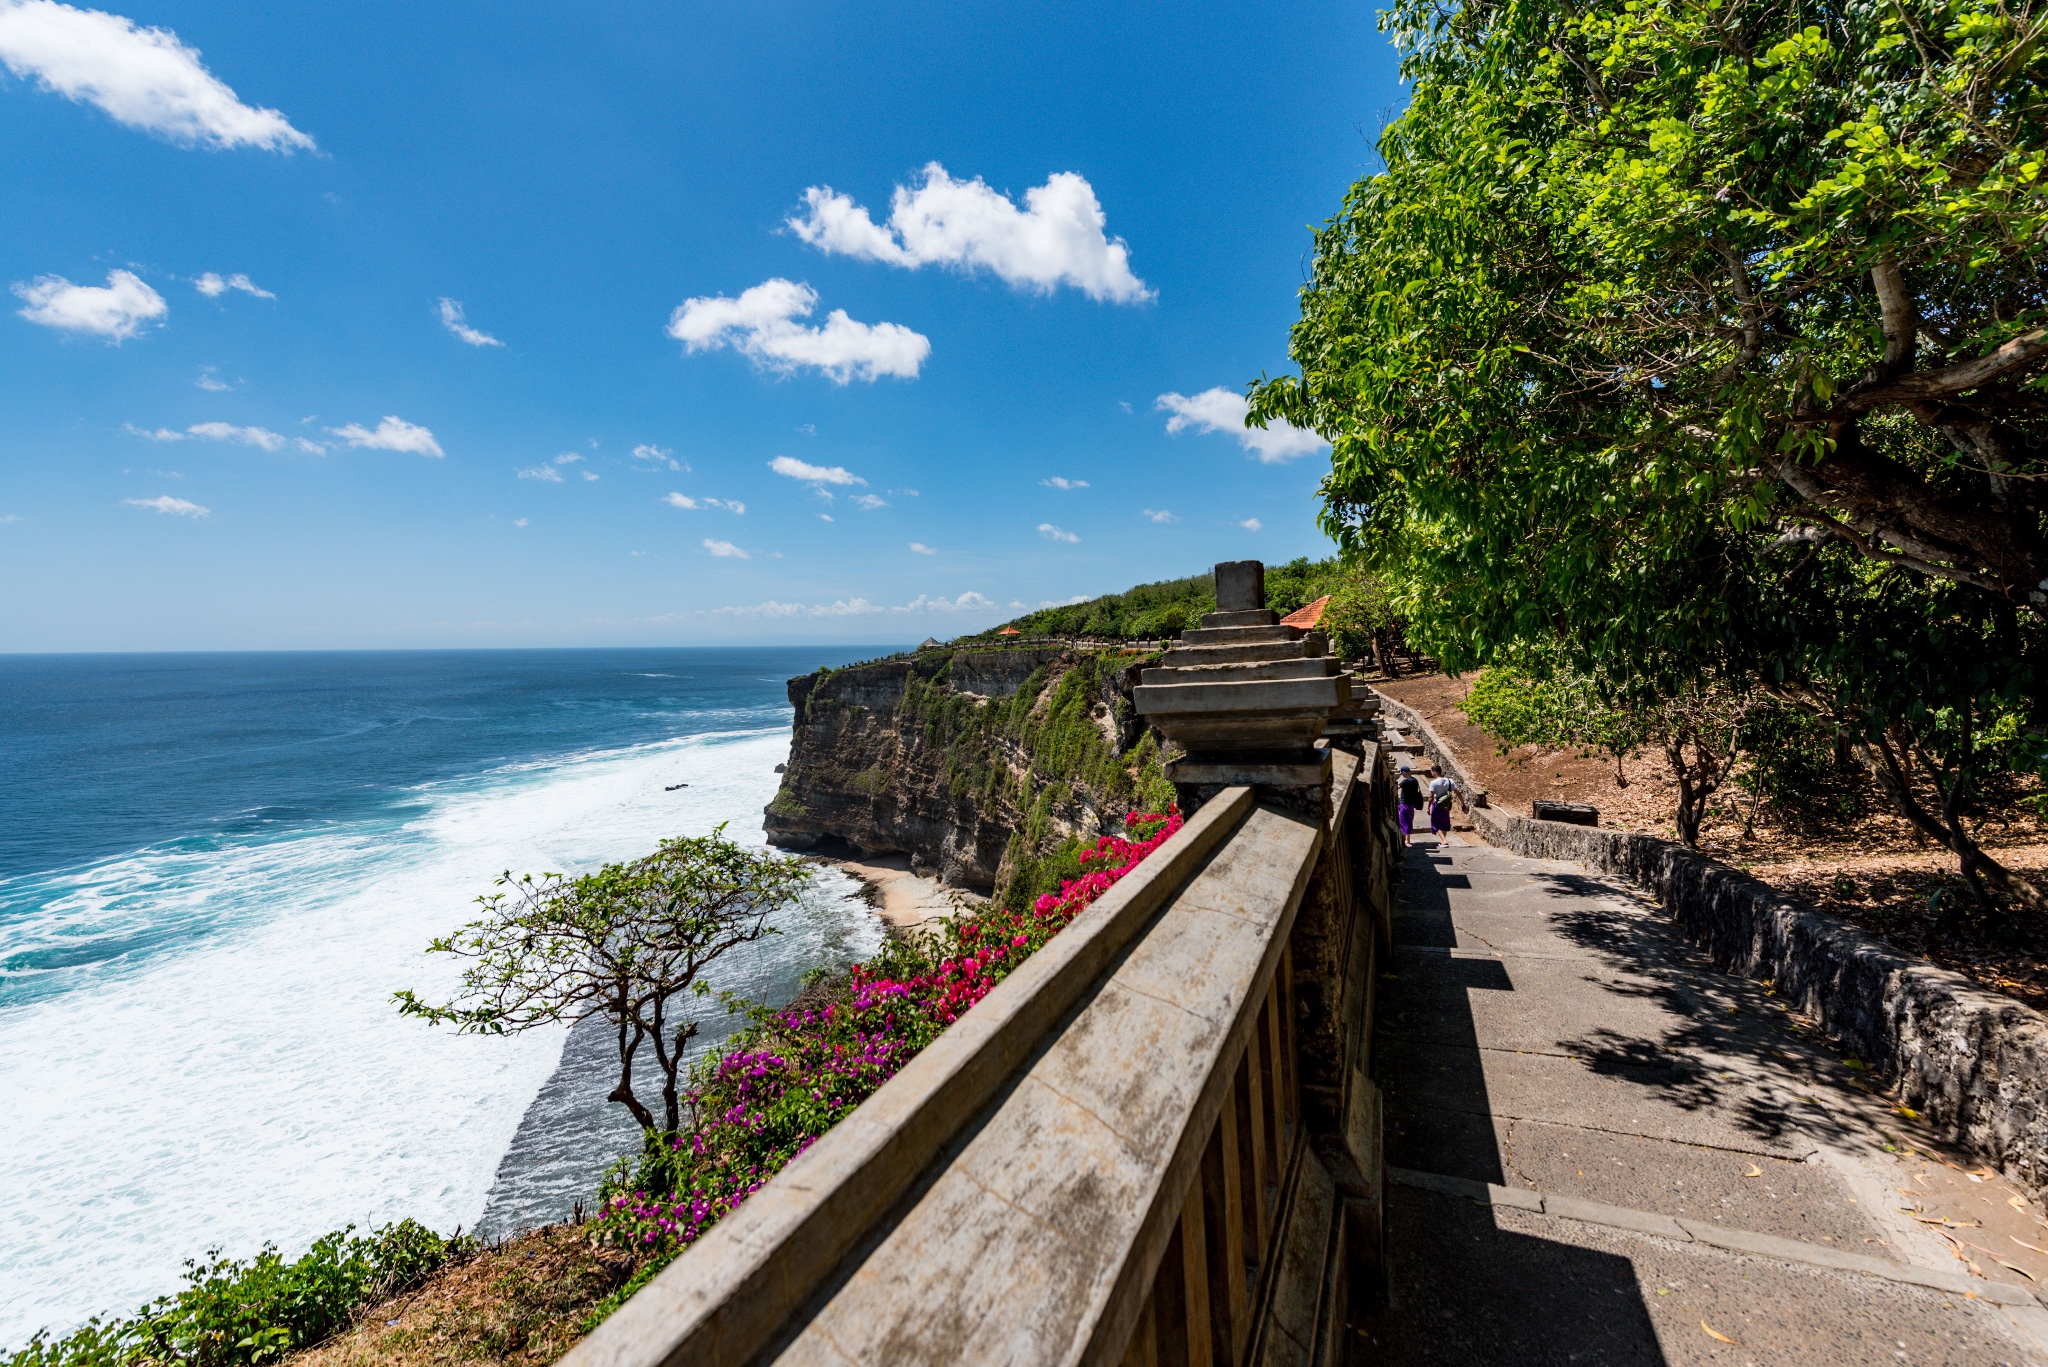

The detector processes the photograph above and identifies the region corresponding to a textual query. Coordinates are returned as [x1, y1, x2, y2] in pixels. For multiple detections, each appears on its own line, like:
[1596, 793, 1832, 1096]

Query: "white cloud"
[909, 542, 935, 554]
[667, 277, 928, 383]
[294, 437, 323, 454]
[852, 493, 888, 510]
[13, 269, 165, 341]
[331, 415, 442, 457]
[0, 514, 22, 524]
[513, 517, 529, 528]
[703, 538, 749, 559]
[552, 452, 579, 464]
[1038, 523, 1080, 544]
[124, 493, 206, 516]
[632, 442, 686, 472]
[1156, 388, 1327, 464]
[769, 454, 864, 486]
[0, 1, 312, 150]
[194, 272, 272, 299]
[818, 513, 834, 522]
[789, 164, 1151, 303]
[665, 492, 743, 513]
[713, 590, 999, 619]
[194, 366, 230, 390]
[581, 470, 599, 481]
[519, 464, 563, 482]
[186, 420, 282, 450]
[1142, 508, 1179, 523]
[1041, 476, 1089, 490]
[892, 487, 920, 497]
[437, 297, 502, 347]
[124, 422, 181, 440]
[1239, 518, 1263, 532]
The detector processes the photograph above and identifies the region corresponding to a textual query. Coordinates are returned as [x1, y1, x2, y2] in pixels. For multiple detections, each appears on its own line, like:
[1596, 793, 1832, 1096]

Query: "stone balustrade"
[563, 562, 1397, 1367]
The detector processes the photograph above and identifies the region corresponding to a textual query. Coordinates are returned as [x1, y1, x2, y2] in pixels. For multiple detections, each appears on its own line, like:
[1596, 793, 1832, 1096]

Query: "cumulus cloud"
[703, 538, 749, 559]
[124, 493, 207, 516]
[1038, 523, 1080, 544]
[667, 277, 928, 383]
[14, 269, 165, 341]
[664, 492, 698, 509]
[331, 415, 442, 457]
[186, 420, 282, 450]
[194, 272, 271, 299]
[1156, 388, 1327, 464]
[124, 422, 181, 440]
[1142, 508, 1179, 523]
[1239, 517, 1263, 532]
[519, 464, 563, 482]
[0, 1, 312, 150]
[437, 297, 501, 347]
[909, 542, 935, 554]
[513, 517, 529, 527]
[852, 493, 888, 510]
[789, 164, 1151, 303]
[818, 513, 834, 522]
[1041, 476, 1089, 490]
[294, 437, 323, 453]
[706, 497, 742, 513]
[769, 454, 864, 486]
[194, 366, 230, 390]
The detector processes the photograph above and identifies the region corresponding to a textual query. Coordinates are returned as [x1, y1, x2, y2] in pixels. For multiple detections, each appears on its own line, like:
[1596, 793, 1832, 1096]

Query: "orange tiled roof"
[997, 625, 1021, 636]
[1279, 595, 1331, 629]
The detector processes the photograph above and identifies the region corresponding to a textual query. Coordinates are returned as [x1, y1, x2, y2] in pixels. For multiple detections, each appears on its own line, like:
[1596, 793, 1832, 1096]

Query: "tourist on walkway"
[1397, 766, 1422, 847]
[1427, 766, 1459, 843]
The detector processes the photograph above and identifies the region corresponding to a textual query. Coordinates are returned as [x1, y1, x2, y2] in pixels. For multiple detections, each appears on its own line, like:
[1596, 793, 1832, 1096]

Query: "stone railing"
[563, 741, 1397, 1367]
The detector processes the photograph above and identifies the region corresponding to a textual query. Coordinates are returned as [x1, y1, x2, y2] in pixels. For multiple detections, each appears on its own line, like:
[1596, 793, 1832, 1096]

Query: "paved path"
[1357, 834, 2048, 1366]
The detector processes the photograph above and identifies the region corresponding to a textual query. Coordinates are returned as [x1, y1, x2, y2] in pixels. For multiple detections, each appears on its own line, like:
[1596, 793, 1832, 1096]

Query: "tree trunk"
[1857, 730, 2048, 915]
[609, 1015, 656, 1130]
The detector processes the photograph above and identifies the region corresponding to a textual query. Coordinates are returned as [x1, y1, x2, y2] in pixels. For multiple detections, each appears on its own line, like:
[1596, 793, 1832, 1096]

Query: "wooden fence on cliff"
[563, 744, 1399, 1367]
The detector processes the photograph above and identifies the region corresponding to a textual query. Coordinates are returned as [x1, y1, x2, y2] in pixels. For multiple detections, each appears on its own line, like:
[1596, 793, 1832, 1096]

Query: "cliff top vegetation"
[969, 556, 1351, 642]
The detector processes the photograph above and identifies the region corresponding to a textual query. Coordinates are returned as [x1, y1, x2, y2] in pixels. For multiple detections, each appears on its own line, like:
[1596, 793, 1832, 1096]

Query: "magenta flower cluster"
[594, 807, 1182, 1262]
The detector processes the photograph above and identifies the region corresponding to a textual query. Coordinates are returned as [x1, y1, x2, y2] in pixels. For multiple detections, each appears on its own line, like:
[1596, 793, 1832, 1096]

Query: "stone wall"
[1471, 803, 2048, 1194]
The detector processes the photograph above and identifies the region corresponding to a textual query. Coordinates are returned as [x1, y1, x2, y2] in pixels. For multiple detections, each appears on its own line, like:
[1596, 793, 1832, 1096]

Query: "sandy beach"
[827, 853, 982, 928]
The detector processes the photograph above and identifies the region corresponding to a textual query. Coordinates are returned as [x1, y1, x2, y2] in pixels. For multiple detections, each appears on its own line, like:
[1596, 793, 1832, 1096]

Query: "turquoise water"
[0, 649, 896, 1343]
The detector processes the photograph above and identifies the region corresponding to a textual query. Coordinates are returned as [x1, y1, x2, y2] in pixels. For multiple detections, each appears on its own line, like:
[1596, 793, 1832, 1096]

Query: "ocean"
[0, 648, 897, 1346]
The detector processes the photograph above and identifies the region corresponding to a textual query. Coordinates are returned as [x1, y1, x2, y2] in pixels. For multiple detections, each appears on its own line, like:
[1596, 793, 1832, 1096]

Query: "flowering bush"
[592, 807, 1183, 1263]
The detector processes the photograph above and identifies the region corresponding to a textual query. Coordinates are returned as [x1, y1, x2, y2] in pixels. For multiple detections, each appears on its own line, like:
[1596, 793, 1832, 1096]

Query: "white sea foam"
[0, 726, 838, 1344]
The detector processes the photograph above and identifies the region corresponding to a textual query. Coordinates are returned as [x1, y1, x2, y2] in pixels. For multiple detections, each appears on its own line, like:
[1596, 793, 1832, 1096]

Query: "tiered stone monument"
[1134, 559, 1355, 801]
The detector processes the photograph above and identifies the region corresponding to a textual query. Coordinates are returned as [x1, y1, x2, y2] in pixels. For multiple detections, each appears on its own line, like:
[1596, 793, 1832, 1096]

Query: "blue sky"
[0, 0, 1402, 650]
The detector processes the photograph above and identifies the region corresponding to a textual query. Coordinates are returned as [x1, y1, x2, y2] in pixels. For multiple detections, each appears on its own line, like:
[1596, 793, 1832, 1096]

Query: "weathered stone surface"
[1215, 559, 1266, 611]
[1140, 657, 1340, 686]
[1470, 803, 2048, 1197]
[1530, 799, 1598, 826]
[1202, 608, 1280, 629]
[1161, 640, 1318, 668]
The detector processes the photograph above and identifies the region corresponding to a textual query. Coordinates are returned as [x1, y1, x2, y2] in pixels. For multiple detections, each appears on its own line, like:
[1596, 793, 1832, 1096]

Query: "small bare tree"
[395, 827, 813, 1134]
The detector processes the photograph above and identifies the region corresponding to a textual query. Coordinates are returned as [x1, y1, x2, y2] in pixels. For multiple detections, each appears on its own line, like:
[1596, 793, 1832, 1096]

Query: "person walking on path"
[1426, 765, 1460, 844]
[1397, 766, 1422, 847]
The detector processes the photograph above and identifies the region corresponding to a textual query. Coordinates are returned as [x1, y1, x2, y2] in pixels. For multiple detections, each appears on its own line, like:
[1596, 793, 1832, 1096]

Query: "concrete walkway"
[1358, 834, 2048, 1366]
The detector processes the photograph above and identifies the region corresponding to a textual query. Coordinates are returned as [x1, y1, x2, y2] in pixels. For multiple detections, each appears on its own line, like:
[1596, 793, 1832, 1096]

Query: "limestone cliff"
[762, 645, 1175, 906]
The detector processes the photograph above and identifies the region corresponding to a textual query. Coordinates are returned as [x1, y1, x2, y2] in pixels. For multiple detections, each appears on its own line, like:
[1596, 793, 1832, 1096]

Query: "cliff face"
[763, 646, 1172, 902]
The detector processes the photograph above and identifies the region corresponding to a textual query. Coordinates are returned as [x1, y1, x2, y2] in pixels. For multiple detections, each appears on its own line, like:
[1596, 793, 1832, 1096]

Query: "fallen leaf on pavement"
[2009, 1196, 2031, 1211]
[1744, 1165, 1763, 1178]
[1701, 1322, 1738, 1345]
[2013, 1237, 2048, 1256]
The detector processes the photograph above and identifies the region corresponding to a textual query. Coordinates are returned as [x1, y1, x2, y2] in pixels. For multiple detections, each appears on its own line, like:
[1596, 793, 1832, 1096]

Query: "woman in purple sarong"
[1396, 766, 1422, 847]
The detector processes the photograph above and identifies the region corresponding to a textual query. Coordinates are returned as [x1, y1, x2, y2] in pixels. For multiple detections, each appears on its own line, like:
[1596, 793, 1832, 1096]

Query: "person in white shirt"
[1426, 766, 1459, 843]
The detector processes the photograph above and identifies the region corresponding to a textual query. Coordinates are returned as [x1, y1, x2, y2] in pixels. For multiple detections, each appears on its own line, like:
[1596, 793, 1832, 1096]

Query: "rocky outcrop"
[763, 646, 1170, 897]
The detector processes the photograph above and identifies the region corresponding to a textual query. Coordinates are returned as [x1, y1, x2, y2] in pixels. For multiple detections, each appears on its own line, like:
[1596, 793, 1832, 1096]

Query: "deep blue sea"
[0, 648, 898, 1344]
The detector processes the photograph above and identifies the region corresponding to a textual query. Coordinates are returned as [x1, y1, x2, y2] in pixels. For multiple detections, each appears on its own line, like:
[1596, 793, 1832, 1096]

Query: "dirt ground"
[1375, 670, 2048, 1010]
[293, 1224, 637, 1367]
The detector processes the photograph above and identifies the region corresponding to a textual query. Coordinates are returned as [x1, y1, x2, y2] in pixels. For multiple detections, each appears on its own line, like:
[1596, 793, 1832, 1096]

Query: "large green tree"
[1250, 0, 2048, 903]
[1250, 0, 2047, 657]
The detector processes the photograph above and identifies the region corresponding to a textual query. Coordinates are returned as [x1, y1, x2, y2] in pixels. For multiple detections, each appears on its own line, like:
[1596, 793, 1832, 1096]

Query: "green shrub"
[6, 1222, 470, 1367]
